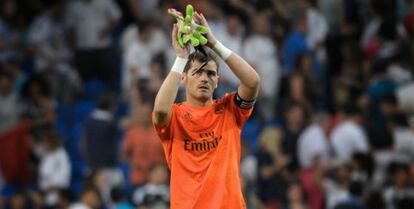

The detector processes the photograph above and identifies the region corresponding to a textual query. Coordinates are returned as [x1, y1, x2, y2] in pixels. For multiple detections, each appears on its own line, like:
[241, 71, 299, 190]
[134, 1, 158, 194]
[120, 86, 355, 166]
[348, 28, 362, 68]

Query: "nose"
[199, 71, 208, 82]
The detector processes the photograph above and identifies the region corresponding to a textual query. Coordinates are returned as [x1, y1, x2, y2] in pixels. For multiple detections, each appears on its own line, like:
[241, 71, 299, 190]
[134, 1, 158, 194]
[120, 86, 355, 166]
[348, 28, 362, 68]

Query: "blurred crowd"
[1, 0, 414, 209]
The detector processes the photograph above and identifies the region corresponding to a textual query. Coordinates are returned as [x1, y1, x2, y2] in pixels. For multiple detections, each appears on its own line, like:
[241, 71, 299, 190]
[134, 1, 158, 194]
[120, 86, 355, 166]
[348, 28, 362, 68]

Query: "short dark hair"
[342, 104, 363, 116]
[97, 92, 115, 111]
[387, 113, 409, 127]
[349, 181, 364, 197]
[0, 70, 13, 80]
[371, 58, 389, 75]
[42, 129, 61, 149]
[380, 94, 397, 105]
[22, 74, 51, 98]
[183, 50, 220, 74]
[110, 186, 124, 203]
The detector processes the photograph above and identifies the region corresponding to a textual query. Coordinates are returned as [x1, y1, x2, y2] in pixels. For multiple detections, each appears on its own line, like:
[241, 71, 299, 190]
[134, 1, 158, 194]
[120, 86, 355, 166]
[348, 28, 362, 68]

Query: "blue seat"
[83, 80, 107, 99]
[241, 119, 262, 151]
[73, 100, 96, 123]
[115, 101, 130, 119]
[67, 122, 84, 161]
[1, 183, 17, 197]
[55, 120, 68, 141]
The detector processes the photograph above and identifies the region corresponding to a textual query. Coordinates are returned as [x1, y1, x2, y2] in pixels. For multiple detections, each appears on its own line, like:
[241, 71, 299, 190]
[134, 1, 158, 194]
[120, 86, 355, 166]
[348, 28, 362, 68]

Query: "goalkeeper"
[152, 8, 260, 209]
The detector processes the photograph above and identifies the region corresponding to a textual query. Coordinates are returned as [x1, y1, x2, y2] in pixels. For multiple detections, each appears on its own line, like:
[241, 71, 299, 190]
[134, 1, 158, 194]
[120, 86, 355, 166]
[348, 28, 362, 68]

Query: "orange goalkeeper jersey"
[153, 92, 253, 209]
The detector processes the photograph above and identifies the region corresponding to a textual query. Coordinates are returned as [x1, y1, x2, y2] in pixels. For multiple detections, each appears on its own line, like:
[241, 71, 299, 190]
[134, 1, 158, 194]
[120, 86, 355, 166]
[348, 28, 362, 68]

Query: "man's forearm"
[225, 53, 260, 89]
[153, 57, 187, 126]
[211, 40, 260, 89]
[154, 72, 182, 114]
[212, 41, 260, 100]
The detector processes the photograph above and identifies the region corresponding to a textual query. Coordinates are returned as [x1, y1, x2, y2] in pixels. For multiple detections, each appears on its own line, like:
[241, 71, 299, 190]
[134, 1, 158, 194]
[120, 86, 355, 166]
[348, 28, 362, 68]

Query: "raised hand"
[171, 23, 189, 58]
[194, 12, 217, 47]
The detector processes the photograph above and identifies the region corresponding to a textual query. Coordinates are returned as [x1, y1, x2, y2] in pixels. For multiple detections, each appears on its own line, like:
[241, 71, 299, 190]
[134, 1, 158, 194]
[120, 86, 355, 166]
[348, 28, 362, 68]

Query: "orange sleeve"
[152, 108, 177, 168]
[225, 92, 254, 127]
[151, 106, 176, 141]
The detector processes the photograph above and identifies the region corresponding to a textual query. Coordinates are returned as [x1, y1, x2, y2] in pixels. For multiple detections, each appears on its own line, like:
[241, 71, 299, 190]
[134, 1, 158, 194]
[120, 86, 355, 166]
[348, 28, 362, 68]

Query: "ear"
[181, 73, 187, 84]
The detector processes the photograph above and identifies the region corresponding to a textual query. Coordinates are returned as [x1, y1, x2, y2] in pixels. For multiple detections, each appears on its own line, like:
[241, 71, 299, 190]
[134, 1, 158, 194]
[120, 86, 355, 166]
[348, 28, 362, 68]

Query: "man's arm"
[195, 13, 260, 101]
[225, 53, 261, 101]
[153, 24, 189, 127]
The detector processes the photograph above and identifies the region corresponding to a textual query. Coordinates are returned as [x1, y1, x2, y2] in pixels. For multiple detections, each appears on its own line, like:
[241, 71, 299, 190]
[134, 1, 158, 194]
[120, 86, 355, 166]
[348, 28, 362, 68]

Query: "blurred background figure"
[37, 129, 71, 208]
[122, 103, 164, 188]
[297, 112, 331, 169]
[81, 93, 123, 204]
[331, 105, 369, 165]
[282, 183, 308, 209]
[132, 164, 169, 209]
[243, 13, 281, 121]
[69, 187, 101, 209]
[121, 18, 167, 100]
[66, 0, 121, 89]
[214, 13, 245, 98]
[0, 70, 23, 133]
[27, 0, 81, 104]
[0, 0, 24, 64]
[109, 186, 134, 209]
[0, 0, 414, 209]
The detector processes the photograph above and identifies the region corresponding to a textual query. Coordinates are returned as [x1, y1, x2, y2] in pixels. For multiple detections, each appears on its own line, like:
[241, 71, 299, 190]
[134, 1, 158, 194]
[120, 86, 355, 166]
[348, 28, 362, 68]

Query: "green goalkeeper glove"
[168, 5, 209, 48]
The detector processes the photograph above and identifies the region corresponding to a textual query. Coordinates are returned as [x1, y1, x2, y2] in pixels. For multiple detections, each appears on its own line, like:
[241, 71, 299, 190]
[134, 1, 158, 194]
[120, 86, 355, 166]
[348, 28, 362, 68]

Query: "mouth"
[198, 85, 209, 91]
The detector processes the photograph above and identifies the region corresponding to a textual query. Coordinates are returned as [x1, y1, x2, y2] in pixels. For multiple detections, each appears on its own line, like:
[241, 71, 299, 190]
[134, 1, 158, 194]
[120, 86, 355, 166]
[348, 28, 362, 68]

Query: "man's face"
[183, 60, 219, 102]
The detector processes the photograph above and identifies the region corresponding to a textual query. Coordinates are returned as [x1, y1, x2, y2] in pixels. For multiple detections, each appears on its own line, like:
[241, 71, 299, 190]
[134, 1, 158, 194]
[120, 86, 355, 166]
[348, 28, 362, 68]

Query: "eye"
[195, 71, 203, 76]
[207, 71, 217, 77]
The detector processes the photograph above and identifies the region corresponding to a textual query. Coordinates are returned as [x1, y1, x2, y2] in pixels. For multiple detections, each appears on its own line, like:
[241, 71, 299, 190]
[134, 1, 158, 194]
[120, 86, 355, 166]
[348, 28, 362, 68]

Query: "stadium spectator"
[109, 186, 134, 209]
[27, 0, 81, 103]
[81, 93, 122, 204]
[0, 0, 24, 63]
[37, 130, 71, 207]
[0, 70, 23, 133]
[132, 164, 169, 209]
[69, 187, 101, 209]
[122, 103, 164, 187]
[297, 112, 331, 169]
[331, 105, 369, 164]
[66, 0, 121, 87]
[243, 13, 281, 120]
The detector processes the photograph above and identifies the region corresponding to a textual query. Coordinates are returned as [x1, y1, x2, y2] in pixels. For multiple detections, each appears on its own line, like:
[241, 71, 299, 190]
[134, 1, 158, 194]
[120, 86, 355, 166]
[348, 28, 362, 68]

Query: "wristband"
[171, 57, 188, 74]
[212, 41, 232, 60]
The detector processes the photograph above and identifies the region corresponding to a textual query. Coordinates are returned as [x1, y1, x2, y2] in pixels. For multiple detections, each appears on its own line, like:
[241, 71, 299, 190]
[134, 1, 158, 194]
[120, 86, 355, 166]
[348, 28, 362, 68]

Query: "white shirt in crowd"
[133, 183, 169, 207]
[324, 179, 350, 209]
[0, 93, 23, 133]
[39, 147, 71, 190]
[121, 25, 168, 90]
[306, 8, 328, 50]
[331, 120, 369, 164]
[393, 128, 414, 163]
[28, 13, 72, 72]
[69, 203, 92, 209]
[383, 185, 414, 209]
[397, 82, 414, 114]
[297, 124, 330, 169]
[387, 64, 412, 85]
[361, 17, 406, 48]
[241, 155, 258, 183]
[214, 21, 244, 87]
[372, 150, 399, 189]
[243, 34, 281, 99]
[66, 0, 121, 50]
